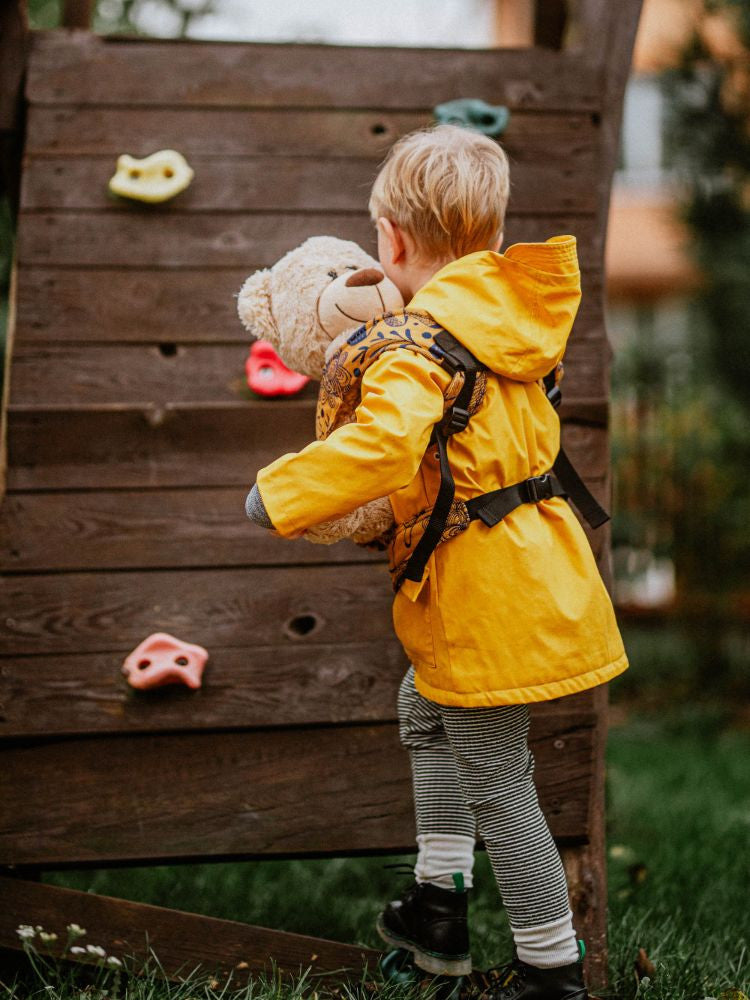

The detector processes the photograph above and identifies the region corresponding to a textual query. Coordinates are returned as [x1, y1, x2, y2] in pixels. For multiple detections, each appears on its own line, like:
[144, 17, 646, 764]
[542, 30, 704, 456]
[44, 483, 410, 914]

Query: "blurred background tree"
[610, 0, 750, 700]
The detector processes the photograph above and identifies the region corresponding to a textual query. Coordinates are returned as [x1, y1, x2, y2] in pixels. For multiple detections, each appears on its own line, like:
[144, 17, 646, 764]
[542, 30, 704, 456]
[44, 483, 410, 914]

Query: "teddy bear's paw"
[303, 509, 364, 545]
[350, 497, 395, 544]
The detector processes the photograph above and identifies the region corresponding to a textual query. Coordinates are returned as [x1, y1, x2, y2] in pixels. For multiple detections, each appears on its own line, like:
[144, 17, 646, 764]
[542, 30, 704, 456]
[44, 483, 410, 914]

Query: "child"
[245, 124, 628, 1000]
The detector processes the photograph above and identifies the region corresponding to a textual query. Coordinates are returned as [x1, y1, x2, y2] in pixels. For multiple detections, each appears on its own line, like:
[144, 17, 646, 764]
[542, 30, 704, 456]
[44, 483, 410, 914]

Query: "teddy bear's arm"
[255, 350, 446, 539]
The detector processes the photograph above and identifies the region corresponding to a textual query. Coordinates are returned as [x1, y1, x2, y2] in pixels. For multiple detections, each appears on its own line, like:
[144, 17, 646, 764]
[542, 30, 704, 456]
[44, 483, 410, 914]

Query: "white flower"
[85, 944, 107, 957]
[66, 923, 87, 938]
[107, 956, 123, 967]
[39, 931, 58, 943]
[16, 925, 36, 940]
[70, 946, 86, 954]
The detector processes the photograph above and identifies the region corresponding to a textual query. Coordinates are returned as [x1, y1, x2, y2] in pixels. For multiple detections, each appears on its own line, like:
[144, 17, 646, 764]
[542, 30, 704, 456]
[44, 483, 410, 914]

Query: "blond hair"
[368, 123, 510, 260]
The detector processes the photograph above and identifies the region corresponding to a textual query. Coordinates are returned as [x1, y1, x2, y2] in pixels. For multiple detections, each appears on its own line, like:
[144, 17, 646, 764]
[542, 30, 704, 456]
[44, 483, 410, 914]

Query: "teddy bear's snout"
[345, 267, 385, 288]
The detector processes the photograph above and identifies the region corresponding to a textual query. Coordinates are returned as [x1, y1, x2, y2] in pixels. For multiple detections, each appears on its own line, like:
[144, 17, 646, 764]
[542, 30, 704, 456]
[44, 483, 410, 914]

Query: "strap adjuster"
[441, 406, 470, 435]
[522, 473, 552, 503]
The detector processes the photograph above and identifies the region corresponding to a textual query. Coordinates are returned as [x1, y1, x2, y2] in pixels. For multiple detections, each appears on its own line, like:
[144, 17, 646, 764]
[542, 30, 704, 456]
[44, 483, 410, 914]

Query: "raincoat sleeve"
[255, 349, 447, 538]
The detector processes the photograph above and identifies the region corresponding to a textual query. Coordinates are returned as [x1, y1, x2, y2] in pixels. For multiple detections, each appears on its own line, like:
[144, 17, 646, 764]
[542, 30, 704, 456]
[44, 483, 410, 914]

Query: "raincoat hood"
[408, 235, 581, 382]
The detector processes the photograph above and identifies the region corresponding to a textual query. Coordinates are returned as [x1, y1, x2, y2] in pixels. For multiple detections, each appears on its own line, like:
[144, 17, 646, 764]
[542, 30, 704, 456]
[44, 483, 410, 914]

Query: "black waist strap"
[465, 472, 568, 527]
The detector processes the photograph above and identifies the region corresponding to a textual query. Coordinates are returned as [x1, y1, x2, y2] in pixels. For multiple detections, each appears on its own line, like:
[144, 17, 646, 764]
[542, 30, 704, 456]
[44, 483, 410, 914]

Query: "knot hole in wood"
[285, 613, 324, 640]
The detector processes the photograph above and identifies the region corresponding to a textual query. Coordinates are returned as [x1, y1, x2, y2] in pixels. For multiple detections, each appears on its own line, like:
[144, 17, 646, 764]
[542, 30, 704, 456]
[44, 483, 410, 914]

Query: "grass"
[2, 627, 750, 998]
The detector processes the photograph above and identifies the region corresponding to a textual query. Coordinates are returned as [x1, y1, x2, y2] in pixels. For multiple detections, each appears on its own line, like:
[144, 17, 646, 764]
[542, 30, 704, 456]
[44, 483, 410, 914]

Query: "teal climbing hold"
[433, 98, 510, 138]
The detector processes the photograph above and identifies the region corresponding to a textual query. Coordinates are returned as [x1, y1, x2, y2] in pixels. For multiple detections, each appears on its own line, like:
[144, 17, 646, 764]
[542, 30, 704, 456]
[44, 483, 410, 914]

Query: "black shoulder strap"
[401, 331, 484, 586]
[544, 365, 610, 529]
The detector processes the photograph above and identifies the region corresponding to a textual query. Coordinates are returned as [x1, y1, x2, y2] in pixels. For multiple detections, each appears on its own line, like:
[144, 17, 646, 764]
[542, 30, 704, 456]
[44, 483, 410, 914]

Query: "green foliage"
[662, 1, 750, 410]
[26, 0, 215, 35]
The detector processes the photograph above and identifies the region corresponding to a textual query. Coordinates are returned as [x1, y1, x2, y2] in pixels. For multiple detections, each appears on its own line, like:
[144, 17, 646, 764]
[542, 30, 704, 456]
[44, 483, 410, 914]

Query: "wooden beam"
[61, 0, 93, 29]
[0, 0, 29, 214]
[534, 0, 569, 49]
[20, 152, 598, 216]
[4, 406, 609, 491]
[0, 716, 594, 866]
[0, 876, 378, 979]
[11, 267, 605, 346]
[15, 212, 602, 270]
[23, 105, 596, 159]
[26, 34, 601, 112]
[0, 632, 595, 737]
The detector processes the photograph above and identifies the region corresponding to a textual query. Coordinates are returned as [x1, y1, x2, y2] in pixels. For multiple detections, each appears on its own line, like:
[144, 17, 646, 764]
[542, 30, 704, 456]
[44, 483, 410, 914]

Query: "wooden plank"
[12, 267, 605, 345]
[26, 34, 602, 112]
[0, 487, 383, 572]
[0, 471, 606, 576]
[61, 0, 92, 28]
[24, 105, 597, 159]
[0, 876, 378, 978]
[561, 685, 611, 992]
[0, 715, 593, 866]
[15, 212, 602, 269]
[0, 563, 395, 656]
[0, 726, 416, 864]
[0, 641, 406, 737]
[0, 636, 595, 738]
[6, 342, 608, 407]
[20, 152, 598, 217]
[6, 399, 315, 490]
[8, 342, 277, 407]
[4, 404, 609, 490]
[15, 211, 377, 269]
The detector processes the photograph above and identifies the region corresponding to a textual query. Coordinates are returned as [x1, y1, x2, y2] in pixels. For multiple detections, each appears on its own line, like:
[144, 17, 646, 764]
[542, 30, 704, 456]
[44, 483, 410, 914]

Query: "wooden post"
[62, 0, 93, 29]
[534, 0, 568, 49]
[0, 0, 29, 216]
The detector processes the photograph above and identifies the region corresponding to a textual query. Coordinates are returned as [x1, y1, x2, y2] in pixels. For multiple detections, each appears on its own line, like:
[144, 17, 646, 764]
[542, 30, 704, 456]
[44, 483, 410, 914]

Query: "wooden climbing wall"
[0, 2, 642, 988]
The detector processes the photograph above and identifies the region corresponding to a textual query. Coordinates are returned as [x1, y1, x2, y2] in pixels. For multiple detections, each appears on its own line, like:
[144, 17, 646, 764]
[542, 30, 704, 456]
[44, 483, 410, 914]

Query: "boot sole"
[376, 916, 472, 977]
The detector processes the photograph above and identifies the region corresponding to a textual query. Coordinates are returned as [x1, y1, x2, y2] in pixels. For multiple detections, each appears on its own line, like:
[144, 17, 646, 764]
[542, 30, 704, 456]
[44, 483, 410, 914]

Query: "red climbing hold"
[245, 340, 309, 397]
[122, 632, 208, 690]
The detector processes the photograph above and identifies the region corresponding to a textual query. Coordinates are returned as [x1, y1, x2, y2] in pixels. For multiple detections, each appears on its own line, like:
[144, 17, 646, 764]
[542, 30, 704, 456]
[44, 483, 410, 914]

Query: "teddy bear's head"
[236, 236, 403, 378]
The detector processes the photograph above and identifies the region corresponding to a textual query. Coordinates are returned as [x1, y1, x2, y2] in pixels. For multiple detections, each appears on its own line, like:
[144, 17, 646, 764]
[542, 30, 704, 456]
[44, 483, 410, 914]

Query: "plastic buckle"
[524, 473, 551, 503]
[443, 406, 470, 435]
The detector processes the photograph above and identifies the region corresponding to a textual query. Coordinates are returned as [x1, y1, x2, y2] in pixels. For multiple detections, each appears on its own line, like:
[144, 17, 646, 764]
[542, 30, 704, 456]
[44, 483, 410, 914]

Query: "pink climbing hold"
[245, 339, 309, 397]
[122, 632, 208, 690]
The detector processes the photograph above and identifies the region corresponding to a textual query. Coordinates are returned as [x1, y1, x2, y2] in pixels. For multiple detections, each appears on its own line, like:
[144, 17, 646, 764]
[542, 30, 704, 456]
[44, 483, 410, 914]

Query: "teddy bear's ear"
[236, 269, 275, 340]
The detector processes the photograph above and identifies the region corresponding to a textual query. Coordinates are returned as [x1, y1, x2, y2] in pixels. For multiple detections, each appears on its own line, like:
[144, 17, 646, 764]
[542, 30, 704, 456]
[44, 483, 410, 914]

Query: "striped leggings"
[398, 666, 572, 930]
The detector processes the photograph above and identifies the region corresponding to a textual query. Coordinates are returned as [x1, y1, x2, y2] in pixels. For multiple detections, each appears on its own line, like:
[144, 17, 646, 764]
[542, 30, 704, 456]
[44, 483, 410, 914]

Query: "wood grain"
[0, 487, 382, 572]
[0, 876, 378, 978]
[7, 341, 608, 407]
[0, 473, 606, 577]
[15, 212, 602, 269]
[0, 715, 593, 866]
[5, 402, 609, 491]
[0, 640, 407, 736]
[21, 153, 597, 217]
[26, 34, 601, 112]
[12, 268, 605, 345]
[24, 105, 598, 159]
[0, 638, 595, 738]
[6, 399, 317, 490]
[0, 562, 395, 656]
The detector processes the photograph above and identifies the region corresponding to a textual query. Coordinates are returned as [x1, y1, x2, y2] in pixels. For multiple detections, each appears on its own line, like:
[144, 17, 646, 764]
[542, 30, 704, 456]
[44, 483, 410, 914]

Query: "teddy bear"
[237, 236, 403, 545]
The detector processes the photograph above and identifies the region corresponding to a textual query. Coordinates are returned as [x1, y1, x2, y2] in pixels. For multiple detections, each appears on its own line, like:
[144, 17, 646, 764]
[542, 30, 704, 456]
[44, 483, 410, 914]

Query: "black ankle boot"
[377, 880, 471, 976]
[476, 951, 588, 1000]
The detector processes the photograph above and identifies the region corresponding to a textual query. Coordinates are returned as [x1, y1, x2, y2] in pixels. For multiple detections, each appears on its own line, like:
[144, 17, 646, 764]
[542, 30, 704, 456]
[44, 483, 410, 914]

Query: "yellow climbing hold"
[108, 149, 194, 203]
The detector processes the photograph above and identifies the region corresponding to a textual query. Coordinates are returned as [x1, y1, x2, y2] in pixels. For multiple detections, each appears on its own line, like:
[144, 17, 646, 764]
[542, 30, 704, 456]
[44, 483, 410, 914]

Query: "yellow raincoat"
[257, 236, 628, 706]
